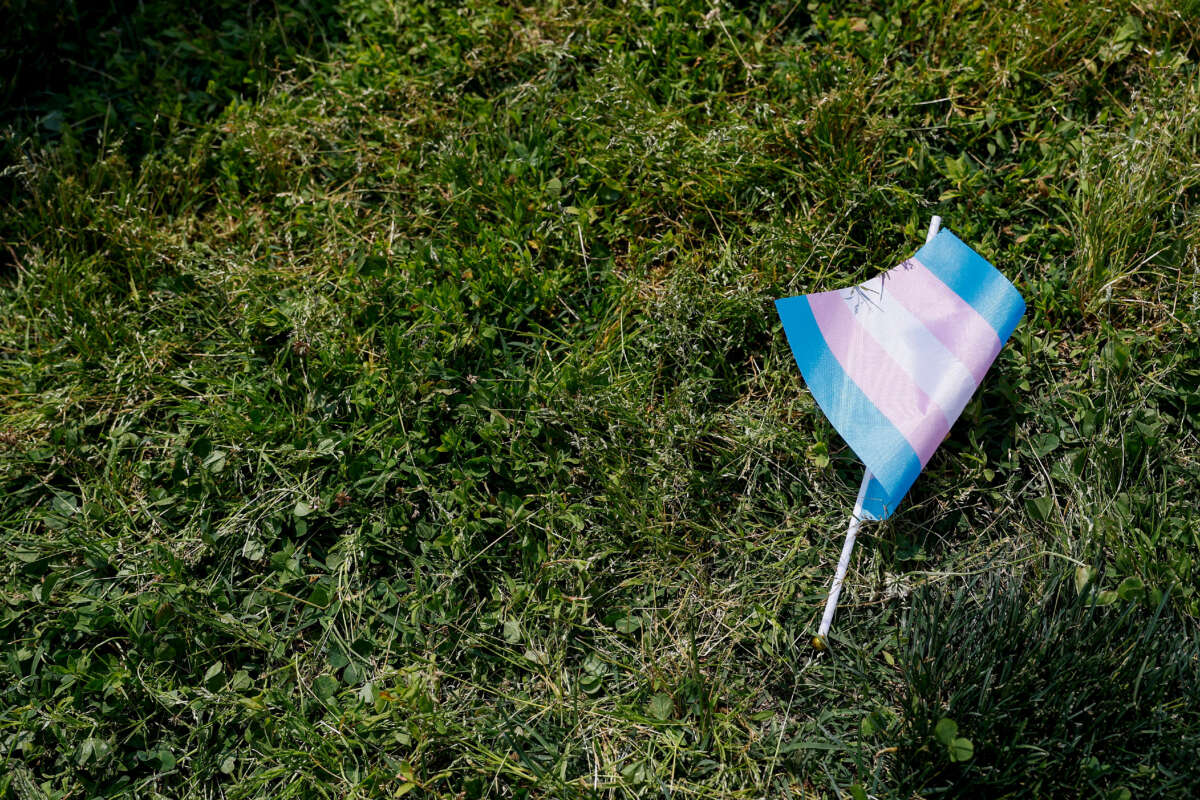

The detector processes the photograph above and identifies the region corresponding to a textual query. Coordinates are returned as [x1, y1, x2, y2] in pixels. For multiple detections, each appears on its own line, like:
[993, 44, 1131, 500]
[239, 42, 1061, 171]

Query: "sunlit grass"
[1, 1, 1198, 798]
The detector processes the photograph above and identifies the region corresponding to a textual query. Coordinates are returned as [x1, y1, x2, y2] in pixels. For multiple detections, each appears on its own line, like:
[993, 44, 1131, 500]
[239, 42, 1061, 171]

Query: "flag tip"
[811, 635, 828, 651]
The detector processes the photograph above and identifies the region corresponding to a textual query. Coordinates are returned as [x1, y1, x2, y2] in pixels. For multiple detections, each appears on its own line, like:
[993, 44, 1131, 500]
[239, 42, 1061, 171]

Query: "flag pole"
[812, 215, 941, 650]
[812, 470, 871, 648]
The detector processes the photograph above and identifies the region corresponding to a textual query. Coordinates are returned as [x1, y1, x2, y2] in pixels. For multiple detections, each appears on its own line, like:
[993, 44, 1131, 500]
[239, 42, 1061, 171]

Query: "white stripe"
[840, 274, 979, 425]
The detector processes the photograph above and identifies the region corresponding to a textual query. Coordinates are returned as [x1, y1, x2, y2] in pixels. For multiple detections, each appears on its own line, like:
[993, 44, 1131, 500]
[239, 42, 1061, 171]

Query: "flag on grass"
[776, 229, 1025, 520]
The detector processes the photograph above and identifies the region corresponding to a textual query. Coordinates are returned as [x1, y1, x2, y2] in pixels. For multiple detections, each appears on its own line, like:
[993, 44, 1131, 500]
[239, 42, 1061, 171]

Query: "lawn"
[2, 1, 1199, 798]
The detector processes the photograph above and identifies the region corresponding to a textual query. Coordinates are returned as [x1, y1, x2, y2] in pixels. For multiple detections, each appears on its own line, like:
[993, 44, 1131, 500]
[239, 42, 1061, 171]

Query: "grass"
[895, 573, 1200, 797]
[1, 1, 1198, 797]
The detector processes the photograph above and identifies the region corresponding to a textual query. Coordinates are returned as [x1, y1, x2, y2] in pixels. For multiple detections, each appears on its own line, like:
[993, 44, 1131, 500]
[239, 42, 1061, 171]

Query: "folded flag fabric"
[776, 229, 1025, 520]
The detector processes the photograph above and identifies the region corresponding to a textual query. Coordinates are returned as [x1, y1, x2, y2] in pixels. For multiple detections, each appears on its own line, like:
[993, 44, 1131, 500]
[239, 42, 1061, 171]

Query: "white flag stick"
[813, 469, 871, 647]
[927, 215, 942, 242]
[813, 216, 941, 649]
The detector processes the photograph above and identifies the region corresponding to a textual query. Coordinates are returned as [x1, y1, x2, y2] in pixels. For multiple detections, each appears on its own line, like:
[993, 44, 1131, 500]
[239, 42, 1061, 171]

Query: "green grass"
[2, 1, 1199, 797]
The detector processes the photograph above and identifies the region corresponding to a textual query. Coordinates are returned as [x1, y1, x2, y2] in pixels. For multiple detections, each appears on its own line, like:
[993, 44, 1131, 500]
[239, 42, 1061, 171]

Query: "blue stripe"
[860, 473, 903, 521]
[775, 296, 922, 507]
[914, 230, 1026, 342]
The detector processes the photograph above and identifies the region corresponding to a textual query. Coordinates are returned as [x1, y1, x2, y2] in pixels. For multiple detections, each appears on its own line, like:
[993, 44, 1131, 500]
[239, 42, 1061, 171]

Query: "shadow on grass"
[894, 571, 1200, 798]
[2, 0, 342, 157]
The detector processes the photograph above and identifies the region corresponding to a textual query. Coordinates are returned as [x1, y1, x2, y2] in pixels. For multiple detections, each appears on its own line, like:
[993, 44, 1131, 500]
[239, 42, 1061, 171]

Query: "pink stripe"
[884, 258, 1003, 384]
[808, 292, 948, 466]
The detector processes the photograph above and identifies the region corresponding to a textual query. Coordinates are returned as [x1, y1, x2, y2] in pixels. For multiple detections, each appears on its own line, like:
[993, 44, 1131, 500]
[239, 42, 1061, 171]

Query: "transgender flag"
[776, 229, 1025, 520]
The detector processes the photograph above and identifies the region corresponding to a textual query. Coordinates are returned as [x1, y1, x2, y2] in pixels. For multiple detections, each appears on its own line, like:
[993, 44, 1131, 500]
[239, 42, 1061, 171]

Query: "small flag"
[776, 229, 1025, 519]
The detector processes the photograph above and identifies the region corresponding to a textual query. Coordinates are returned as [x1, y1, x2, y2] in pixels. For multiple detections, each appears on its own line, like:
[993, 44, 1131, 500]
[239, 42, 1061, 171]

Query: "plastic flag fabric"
[776, 229, 1025, 520]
